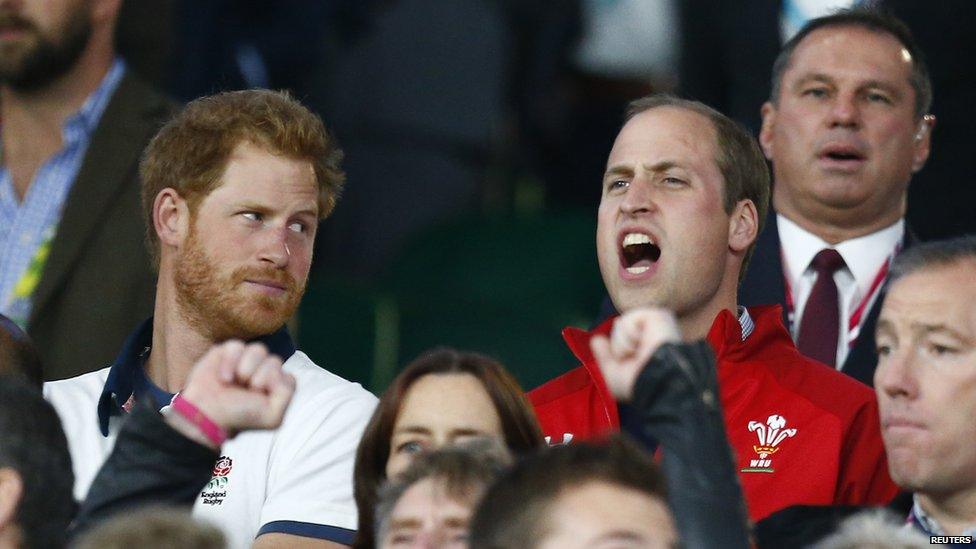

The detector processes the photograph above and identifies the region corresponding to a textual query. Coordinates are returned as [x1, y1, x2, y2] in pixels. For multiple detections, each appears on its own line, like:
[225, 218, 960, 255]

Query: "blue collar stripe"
[97, 317, 297, 436]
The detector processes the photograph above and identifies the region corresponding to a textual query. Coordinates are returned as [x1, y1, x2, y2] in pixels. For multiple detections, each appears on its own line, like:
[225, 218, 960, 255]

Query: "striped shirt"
[0, 59, 126, 326]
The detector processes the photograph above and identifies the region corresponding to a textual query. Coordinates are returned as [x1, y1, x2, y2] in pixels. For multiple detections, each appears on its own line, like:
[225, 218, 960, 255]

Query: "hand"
[590, 307, 681, 402]
[168, 341, 296, 448]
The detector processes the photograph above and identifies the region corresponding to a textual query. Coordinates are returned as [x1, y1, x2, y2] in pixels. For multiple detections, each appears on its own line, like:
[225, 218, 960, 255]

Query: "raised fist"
[590, 307, 681, 401]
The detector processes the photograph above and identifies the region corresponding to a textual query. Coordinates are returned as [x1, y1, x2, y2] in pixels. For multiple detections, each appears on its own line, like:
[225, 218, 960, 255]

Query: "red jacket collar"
[562, 305, 788, 367]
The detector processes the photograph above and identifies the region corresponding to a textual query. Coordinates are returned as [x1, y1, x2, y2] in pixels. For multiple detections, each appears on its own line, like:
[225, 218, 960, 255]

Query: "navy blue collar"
[97, 317, 297, 435]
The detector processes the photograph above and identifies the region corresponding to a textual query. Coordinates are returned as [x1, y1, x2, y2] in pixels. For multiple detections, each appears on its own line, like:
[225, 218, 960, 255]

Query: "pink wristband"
[170, 393, 227, 447]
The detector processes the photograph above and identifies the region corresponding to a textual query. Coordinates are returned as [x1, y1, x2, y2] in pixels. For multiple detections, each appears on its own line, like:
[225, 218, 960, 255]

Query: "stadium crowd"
[1, 1, 974, 548]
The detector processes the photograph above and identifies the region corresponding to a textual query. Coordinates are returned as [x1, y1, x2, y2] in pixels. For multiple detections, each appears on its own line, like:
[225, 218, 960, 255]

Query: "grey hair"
[374, 441, 511, 543]
[889, 236, 976, 285]
[811, 509, 930, 549]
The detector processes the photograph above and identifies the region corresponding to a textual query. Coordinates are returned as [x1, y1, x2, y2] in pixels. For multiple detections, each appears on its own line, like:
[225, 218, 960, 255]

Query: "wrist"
[165, 393, 228, 449]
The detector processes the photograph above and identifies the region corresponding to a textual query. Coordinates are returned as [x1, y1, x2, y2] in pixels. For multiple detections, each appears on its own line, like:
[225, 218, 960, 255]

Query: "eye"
[662, 176, 687, 187]
[241, 211, 263, 223]
[802, 87, 829, 99]
[389, 533, 415, 545]
[866, 91, 892, 104]
[876, 344, 892, 357]
[395, 440, 426, 455]
[288, 221, 307, 233]
[606, 179, 629, 193]
[926, 343, 957, 357]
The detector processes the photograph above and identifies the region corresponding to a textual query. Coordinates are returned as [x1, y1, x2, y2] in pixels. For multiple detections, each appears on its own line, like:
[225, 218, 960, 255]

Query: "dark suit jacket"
[26, 73, 177, 381]
[738, 213, 914, 387]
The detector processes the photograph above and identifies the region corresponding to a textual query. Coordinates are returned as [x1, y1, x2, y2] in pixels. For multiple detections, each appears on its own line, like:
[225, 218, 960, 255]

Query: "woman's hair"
[352, 347, 543, 548]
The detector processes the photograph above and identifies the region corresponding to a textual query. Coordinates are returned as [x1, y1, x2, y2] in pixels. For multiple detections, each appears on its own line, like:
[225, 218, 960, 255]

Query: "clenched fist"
[590, 307, 681, 401]
[165, 341, 296, 448]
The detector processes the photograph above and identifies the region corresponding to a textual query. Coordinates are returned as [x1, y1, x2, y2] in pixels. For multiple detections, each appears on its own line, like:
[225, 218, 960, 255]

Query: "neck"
[678, 296, 738, 343]
[146, 273, 214, 393]
[677, 259, 741, 341]
[917, 490, 976, 536]
[773, 187, 904, 245]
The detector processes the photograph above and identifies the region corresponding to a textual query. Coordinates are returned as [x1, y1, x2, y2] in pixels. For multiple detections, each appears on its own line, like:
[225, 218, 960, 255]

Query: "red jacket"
[528, 305, 899, 522]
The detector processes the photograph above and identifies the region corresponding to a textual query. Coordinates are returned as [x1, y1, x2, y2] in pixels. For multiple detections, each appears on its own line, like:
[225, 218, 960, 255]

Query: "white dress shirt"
[778, 214, 904, 368]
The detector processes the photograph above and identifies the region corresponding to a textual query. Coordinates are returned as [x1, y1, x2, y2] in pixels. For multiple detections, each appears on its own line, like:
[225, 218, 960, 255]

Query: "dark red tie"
[797, 249, 846, 367]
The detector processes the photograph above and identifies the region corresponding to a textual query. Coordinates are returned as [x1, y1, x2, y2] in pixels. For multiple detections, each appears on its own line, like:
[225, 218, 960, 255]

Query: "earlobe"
[153, 188, 190, 249]
[729, 199, 759, 253]
[911, 114, 936, 173]
[0, 468, 24, 530]
[758, 102, 776, 160]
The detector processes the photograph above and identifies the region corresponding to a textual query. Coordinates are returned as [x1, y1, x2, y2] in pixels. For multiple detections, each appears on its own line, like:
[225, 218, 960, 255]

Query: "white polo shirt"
[44, 320, 377, 548]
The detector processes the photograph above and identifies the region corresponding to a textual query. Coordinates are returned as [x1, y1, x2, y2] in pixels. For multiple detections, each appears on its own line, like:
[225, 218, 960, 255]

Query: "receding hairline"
[616, 104, 722, 170]
[781, 24, 915, 87]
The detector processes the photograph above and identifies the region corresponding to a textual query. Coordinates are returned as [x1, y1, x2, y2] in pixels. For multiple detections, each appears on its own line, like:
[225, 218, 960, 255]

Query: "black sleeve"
[68, 401, 219, 540]
[630, 341, 750, 549]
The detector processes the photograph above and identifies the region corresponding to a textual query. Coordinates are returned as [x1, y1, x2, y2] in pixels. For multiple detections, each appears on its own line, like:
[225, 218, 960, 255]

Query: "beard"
[0, 7, 92, 91]
[174, 228, 304, 342]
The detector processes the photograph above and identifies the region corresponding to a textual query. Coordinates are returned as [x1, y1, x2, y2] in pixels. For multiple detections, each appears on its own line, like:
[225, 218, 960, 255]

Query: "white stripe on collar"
[738, 307, 755, 342]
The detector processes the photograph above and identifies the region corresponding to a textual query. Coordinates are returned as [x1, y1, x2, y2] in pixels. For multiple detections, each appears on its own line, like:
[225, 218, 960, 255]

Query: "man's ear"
[729, 199, 759, 254]
[911, 114, 936, 173]
[0, 467, 23, 530]
[153, 188, 191, 250]
[758, 102, 777, 161]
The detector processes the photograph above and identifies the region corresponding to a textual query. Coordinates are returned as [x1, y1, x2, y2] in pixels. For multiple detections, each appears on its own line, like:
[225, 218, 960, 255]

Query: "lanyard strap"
[4, 226, 56, 327]
[783, 243, 900, 348]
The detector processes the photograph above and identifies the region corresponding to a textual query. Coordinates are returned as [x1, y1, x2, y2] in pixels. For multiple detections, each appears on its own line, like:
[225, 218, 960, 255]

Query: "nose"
[258, 226, 290, 268]
[619, 176, 658, 216]
[827, 91, 861, 129]
[875, 348, 918, 401]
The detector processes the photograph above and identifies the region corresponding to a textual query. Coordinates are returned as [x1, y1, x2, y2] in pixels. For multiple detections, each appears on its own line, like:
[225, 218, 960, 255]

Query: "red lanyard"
[783, 244, 899, 347]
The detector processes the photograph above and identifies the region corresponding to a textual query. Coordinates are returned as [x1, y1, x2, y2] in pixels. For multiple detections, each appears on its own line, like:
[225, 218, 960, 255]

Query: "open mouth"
[819, 144, 866, 164]
[619, 232, 661, 275]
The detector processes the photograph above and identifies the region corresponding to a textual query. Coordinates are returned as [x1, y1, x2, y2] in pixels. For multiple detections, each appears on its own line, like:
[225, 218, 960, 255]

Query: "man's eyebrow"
[793, 73, 835, 88]
[916, 323, 972, 343]
[442, 516, 469, 528]
[593, 530, 646, 542]
[642, 160, 681, 173]
[388, 518, 422, 530]
[605, 161, 683, 177]
[793, 73, 905, 96]
[604, 165, 634, 178]
[293, 207, 319, 219]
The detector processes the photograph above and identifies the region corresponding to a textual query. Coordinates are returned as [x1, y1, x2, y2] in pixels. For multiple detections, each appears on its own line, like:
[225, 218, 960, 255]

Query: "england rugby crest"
[200, 456, 233, 506]
[740, 415, 797, 473]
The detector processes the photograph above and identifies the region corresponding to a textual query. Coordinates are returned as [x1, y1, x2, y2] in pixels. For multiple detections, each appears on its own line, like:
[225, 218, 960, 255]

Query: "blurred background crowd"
[8, 0, 976, 393]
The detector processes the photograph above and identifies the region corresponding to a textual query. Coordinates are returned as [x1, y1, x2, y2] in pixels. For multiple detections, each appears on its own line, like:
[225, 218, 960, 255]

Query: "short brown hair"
[352, 347, 544, 549]
[374, 444, 509, 543]
[73, 507, 225, 549]
[626, 94, 771, 282]
[769, 7, 932, 119]
[469, 435, 667, 549]
[140, 89, 344, 266]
